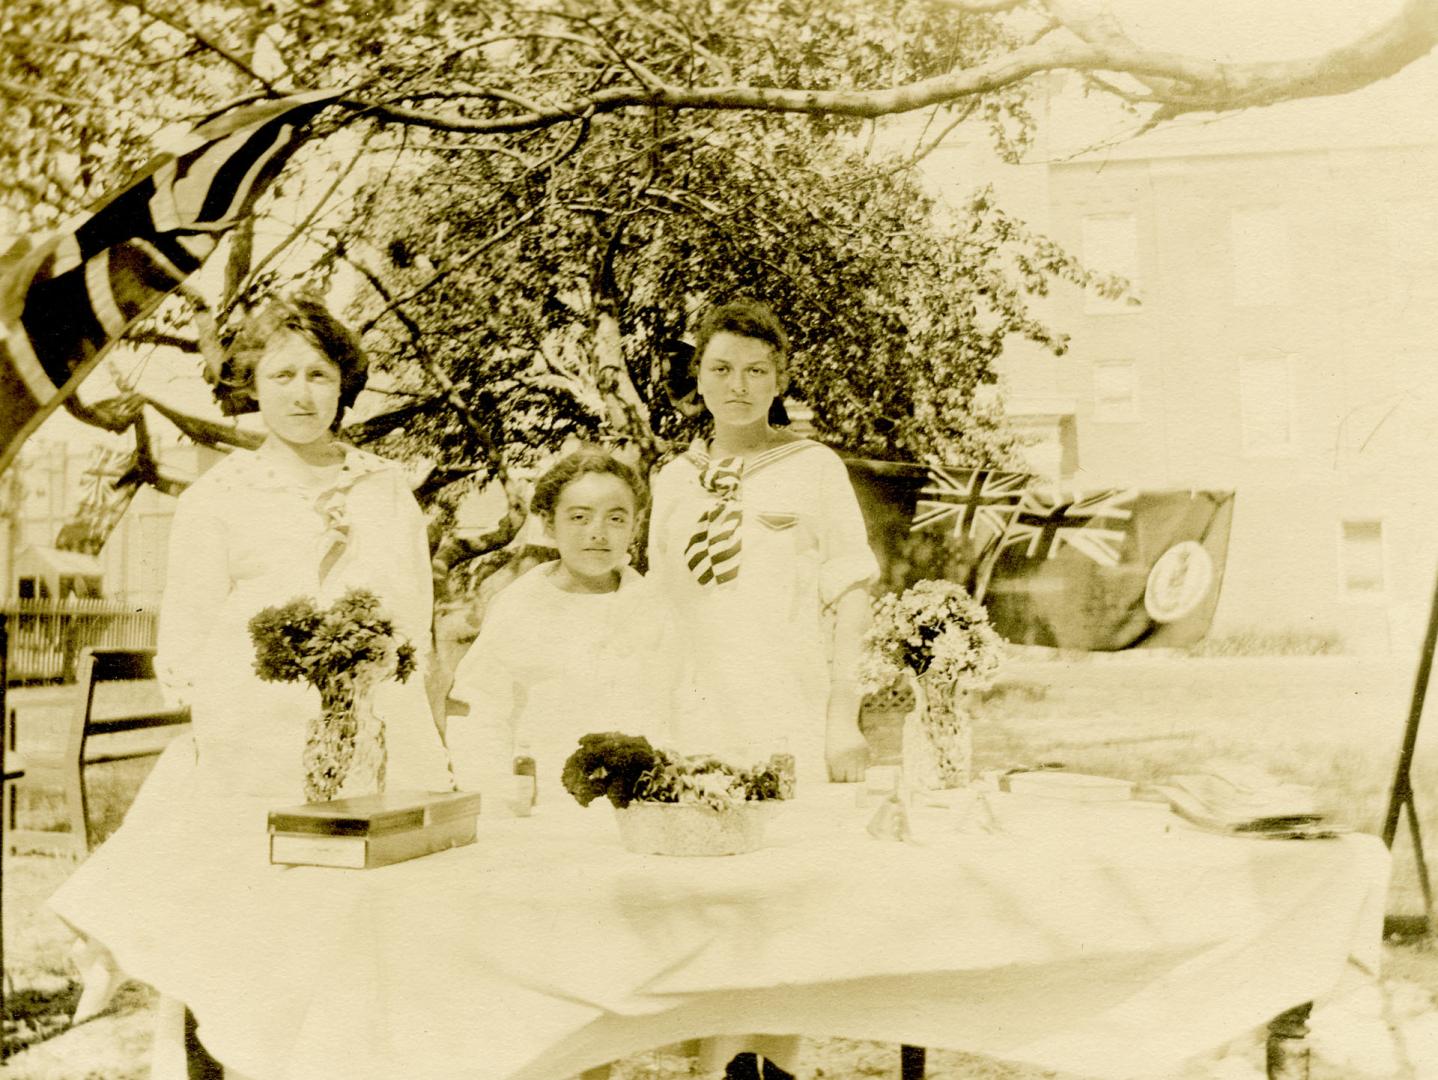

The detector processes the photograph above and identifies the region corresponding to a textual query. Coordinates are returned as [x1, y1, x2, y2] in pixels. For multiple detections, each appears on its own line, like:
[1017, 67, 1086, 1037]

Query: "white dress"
[49, 445, 454, 981]
[648, 438, 879, 780]
[446, 562, 671, 807]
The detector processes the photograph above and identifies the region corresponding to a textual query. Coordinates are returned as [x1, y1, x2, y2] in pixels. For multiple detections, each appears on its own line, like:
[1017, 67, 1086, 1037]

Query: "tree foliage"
[4, 0, 1433, 586]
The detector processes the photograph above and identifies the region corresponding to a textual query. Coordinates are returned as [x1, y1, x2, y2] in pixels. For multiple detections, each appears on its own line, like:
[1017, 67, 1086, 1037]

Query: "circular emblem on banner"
[1144, 541, 1214, 623]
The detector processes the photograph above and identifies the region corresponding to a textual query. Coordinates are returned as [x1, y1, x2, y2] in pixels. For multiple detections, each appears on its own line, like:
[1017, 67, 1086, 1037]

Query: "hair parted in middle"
[212, 293, 369, 425]
[530, 446, 650, 520]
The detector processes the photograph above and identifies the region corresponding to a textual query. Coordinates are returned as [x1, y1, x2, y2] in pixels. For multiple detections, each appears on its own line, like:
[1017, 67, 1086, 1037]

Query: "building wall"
[3, 439, 203, 608]
[989, 141, 1438, 653]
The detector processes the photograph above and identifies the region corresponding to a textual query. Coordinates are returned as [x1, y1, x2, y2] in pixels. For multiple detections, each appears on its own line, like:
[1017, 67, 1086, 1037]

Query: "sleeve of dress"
[645, 462, 678, 588]
[815, 448, 880, 608]
[445, 593, 520, 792]
[154, 483, 231, 708]
[388, 471, 437, 653]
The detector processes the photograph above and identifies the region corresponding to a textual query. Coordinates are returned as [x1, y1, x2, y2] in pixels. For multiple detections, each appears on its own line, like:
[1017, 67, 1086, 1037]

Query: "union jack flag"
[910, 467, 1030, 549]
[0, 89, 341, 474]
[994, 486, 1137, 567]
[55, 446, 137, 555]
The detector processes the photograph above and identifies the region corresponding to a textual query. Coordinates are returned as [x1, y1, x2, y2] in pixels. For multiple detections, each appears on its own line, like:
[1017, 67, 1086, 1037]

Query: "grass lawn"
[5, 652, 1438, 1078]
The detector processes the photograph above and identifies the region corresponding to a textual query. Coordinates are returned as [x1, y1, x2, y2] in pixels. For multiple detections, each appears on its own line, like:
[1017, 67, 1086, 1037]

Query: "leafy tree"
[5, 0, 1431, 588]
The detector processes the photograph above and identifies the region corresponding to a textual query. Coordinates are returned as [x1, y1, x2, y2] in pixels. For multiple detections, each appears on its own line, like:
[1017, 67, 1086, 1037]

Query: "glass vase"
[303, 675, 387, 802]
[906, 673, 973, 791]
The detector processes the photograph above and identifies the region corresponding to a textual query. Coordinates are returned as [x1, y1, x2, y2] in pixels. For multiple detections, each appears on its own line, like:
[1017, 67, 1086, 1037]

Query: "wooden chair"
[5, 647, 190, 857]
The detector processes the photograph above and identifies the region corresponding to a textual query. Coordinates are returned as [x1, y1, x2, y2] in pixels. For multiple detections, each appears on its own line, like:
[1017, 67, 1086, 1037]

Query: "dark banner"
[844, 458, 1235, 651]
[0, 89, 341, 475]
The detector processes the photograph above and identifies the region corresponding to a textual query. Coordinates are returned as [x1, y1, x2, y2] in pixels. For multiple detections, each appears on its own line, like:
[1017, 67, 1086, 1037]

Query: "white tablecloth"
[88, 786, 1390, 1080]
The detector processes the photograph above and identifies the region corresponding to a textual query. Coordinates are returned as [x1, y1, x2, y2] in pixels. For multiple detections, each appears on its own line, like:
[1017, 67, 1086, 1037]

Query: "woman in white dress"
[446, 448, 669, 808]
[49, 295, 452, 1075]
[647, 298, 879, 1080]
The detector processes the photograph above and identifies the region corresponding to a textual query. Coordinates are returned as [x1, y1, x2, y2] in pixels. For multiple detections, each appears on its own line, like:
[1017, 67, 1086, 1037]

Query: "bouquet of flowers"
[561, 733, 782, 813]
[250, 588, 417, 802]
[855, 580, 1002, 790]
[855, 579, 1002, 695]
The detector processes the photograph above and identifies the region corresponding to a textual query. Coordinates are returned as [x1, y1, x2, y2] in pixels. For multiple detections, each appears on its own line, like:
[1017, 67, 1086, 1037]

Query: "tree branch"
[339, 394, 449, 444]
[1, 33, 201, 69]
[218, 135, 372, 321]
[343, 0, 1438, 130]
[0, 79, 177, 116]
[144, 395, 263, 450]
[125, 330, 201, 352]
[129, 0, 279, 95]
[946, 0, 1031, 11]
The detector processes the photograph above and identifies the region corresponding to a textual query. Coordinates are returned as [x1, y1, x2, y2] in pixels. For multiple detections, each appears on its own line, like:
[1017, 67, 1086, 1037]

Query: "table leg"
[900, 1043, 926, 1080]
[1266, 1002, 1313, 1080]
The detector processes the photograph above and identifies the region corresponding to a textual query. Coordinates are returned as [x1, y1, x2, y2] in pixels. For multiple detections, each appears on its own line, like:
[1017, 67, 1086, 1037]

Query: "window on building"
[1082, 213, 1140, 314]
[1092, 360, 1138, 422]
[1230, 206, 1290, 307]
[1340, 520, 1385, 595]
[1238, 354, 1296, 456]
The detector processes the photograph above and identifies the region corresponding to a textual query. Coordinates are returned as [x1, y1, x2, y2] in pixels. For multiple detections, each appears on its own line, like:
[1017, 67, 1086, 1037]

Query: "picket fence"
[2, 599, 159, 684]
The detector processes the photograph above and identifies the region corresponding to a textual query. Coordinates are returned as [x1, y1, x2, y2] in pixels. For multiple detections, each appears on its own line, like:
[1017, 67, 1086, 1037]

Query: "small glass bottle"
[768, 748, 796, 800]
[513, 749, 537, 808]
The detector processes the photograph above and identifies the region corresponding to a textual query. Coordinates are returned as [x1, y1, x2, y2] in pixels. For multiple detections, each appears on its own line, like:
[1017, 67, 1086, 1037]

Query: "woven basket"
[614, 801, 774, 856]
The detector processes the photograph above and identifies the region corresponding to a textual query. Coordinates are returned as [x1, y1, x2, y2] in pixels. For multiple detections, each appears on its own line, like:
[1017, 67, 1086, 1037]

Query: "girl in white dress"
[649, 299, 878, 786]
[49, 295, 453, 1076]
[446, 448, 669, 808]
[647, 298, 880, 1080]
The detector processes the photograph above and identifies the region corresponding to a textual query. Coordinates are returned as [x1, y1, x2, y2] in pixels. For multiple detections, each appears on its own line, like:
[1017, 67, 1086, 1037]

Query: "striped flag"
[0, 89, 342, 474]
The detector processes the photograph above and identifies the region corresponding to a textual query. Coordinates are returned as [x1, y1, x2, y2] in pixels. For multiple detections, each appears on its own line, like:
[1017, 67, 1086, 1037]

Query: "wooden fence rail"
[2, 600, 159, 684]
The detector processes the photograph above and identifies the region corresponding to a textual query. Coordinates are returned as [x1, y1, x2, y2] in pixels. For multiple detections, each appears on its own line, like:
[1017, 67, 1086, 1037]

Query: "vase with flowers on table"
[856, 579, 1003, 801]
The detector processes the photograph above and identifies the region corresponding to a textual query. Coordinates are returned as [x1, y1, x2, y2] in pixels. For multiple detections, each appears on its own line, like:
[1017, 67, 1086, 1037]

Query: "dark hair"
[690, 298, 790, 381]
[214, 294, 368, 424]
[530, 447, 648, 520]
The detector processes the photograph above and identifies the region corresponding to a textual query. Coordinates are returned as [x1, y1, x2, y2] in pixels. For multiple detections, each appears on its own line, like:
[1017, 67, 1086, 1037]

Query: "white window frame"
[1238, 353, 1297, 458]
[1082, 213, 1141, 314]
[1338, 519, 1387, 600]
[1091, 359, 1139, 423]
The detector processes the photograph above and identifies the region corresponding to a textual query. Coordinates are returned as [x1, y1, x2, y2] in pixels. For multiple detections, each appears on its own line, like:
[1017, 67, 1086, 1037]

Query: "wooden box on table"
[267, 790, 483, 869]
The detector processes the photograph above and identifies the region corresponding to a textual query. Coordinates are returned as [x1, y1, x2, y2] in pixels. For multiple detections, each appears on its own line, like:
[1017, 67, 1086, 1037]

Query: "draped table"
[96, 784, 1388, 1080]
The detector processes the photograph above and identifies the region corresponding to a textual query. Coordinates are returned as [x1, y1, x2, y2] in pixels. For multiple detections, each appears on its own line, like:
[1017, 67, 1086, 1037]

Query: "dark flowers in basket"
[561, 732, 662, 809]
[561, 733, 786, 812]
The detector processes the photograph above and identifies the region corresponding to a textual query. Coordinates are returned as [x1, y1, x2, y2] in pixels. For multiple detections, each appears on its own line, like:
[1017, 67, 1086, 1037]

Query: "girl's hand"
[825, 724, 869, 782]
[825, 689, 869, 781]
[825, 584, 872, 782]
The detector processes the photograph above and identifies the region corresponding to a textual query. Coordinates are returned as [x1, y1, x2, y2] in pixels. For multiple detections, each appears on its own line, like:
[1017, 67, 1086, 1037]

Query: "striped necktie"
[685, 457, 743, 585]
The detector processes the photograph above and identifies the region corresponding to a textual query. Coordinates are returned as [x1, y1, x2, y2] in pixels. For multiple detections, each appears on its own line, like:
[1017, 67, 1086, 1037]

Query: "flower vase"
[303, 675, 388, 802]
[906, 674, 973, 791]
